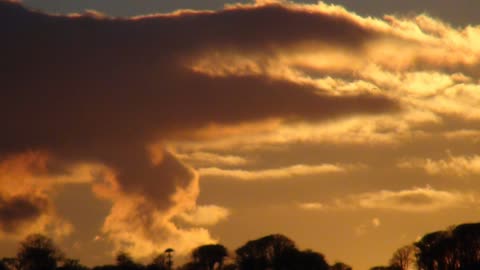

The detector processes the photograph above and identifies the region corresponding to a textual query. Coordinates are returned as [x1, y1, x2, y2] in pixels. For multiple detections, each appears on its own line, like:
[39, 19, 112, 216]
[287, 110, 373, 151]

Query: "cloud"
[0, 195, 47, 234]
[0, 0, 401, 256]
[178, 205, 230, 226]
[354, 218, 381, 236]
[298, 202, 325, 210]
[398, 155, 480, 176]
[371, 217, 381, 227]
[301, 187, 477, 212]
[170, 109, 439, 152]
[349, 187, 477, 212]
[443, 129, 480, 142]
[198, 164, 347, 180]
[0, 151, 92, 238]
[173, 152, 249, 167]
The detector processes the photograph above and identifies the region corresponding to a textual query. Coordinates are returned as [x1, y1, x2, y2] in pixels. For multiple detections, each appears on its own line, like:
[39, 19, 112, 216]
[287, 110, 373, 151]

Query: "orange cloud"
[398, 154, 480, 176]
[306, 187, 478, 212]
[199, 163, 348, 181]
[178, 205, 230, 226]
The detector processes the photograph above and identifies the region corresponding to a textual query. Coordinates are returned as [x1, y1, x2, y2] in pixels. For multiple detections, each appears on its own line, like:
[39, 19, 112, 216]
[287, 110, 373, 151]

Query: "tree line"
[371, 222, 480, 270]
[2, 222, 480, 270]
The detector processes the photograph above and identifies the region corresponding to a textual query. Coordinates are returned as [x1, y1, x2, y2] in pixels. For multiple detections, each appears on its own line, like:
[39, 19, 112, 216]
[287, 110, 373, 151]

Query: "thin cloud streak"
[174, 152, 249, 167]
[300, 187, 478, 212]
[398, 155, 480, 176]
[199, 164, 347, 180]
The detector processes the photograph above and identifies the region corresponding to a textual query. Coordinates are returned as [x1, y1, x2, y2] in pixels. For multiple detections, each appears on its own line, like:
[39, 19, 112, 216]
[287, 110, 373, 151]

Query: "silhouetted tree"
[413, 223, 480, 270]
[0, 260, 8, 270]
[192, 244, 228, 270]
[369, 267, 400, 270]
[415, 230, 454, 270]
[1, 258, 18, 270]
[16, 234, 64, 270]
[58, 259, 89, 270]
[292, 250, 329, 270]
[451, 223, 480, 269]
[330, 262, 352, 270]
[389, 245, 416, 270]
[92, 265, 117, 270]
[179, 262, 199, 270]
[221, 264, 237, 270]
[115, 252, 142, 270]
[235, 234, 297, 270]
[146, 254, 167, 270]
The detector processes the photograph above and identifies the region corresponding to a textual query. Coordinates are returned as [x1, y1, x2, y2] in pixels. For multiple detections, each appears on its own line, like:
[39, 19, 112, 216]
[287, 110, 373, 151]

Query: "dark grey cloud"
[0, 0, 398, 231]
[0, 195, 48, 233]
[19, 0, 480, 27]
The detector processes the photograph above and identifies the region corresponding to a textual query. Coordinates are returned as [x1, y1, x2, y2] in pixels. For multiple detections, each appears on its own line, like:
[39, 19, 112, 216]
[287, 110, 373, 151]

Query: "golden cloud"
[398, 154, 480, 176]
[199, 163, 347, 181]
[301, 186, 478, 212]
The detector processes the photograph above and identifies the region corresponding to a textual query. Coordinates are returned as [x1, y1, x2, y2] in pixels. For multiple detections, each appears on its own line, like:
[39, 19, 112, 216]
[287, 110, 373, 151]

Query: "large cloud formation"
[0, 0, 399, 257]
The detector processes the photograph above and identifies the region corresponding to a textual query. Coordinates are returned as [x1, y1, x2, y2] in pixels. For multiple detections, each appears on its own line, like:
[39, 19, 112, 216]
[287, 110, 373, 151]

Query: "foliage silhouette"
[16, 234, 64, 270]
[115, 252, 143, 270]
[191, 244, 228, 270]
[145, 254, 168, 270]
[234, 234, 330, 270]
[330, 262, 352, 270]
[286, 249, 329, 270]
[389, 245, 416, 270]
[1, 258, 19, 270]
[0, 260, 7, 270]
[369, 267, 400, 270]
[235, 234, 297, 270]
[415, 223, 480, 270]
[57, 259, 88, 270]
[7, 224, 480, 270]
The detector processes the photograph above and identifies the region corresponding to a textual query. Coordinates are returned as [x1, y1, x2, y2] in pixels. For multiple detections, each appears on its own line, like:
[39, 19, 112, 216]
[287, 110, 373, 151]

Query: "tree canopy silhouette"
[191, 244, 228, 270]
[234, 234, 330, 270]
[289, 249, 329, 270]
[115, 252, 142, 270]
[16, 234, 64, 270]
[330, 262, 352, 270]
[415, 223, 480, 270]
[235, 234, 297, 270]
[58, 259, 88, 270]
[369, 267, 400, 270]
[146, 254, 168, 270]
[388, 245, 415, 270]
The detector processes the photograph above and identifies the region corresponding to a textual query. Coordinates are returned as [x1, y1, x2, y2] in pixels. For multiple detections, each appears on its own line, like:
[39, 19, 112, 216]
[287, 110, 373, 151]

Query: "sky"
[1, 1, 480, 270]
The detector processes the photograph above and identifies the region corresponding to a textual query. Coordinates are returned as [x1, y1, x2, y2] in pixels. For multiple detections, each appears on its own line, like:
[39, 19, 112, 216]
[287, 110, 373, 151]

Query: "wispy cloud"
[174, 151, 249, 167]
[355, 218, 381, 236]
[443, 129, 480, 142]
[199, 164, 348, 180]
[398, 155, 480, 176]
[300, 186, 478, 212]
[352, 187, 477, 212]
[298, 202, 325, 210]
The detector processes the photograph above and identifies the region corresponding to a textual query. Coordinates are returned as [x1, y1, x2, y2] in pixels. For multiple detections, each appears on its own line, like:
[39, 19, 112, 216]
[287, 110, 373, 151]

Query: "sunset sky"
[2, 1, 480, 269]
